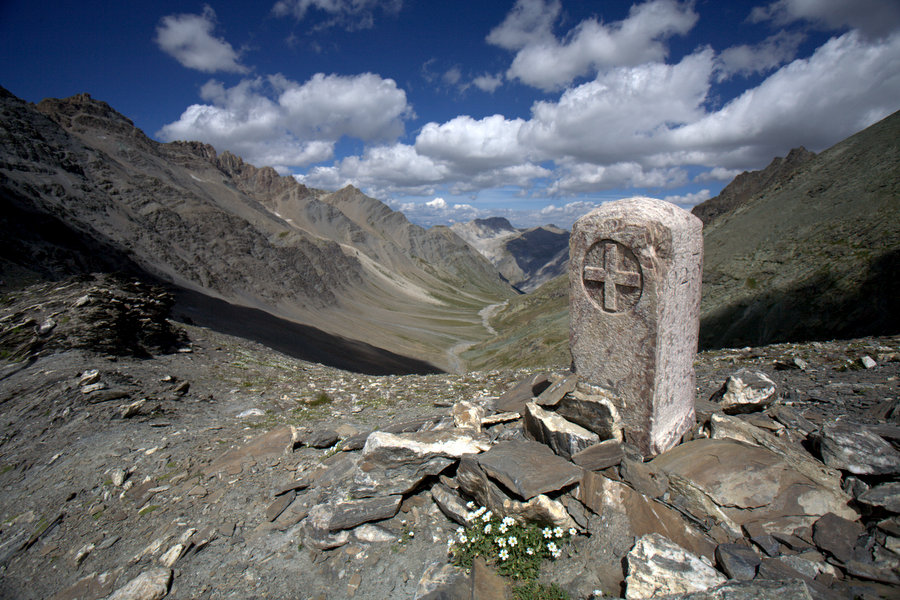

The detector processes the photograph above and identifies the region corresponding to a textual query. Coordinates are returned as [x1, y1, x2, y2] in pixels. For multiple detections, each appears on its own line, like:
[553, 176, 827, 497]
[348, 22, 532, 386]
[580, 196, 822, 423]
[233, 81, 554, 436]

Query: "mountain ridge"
[451, 218, 569, 292]
[0, 87, 515, 372]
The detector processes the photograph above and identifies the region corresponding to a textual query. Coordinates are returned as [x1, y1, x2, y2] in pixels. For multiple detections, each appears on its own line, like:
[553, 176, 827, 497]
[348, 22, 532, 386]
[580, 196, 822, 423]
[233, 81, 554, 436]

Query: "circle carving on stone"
[582, 239, 643, 313]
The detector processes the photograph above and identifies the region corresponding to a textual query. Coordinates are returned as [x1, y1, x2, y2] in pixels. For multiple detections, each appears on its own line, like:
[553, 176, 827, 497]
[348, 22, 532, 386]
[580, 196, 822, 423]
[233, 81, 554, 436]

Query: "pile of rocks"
[0, 273, 187, 363]
[196, 363, 897, 599]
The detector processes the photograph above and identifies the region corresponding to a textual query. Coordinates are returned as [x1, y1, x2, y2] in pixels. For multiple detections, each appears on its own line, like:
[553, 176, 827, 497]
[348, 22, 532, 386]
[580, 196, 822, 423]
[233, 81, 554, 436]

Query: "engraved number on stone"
[583, 240, 642, 313]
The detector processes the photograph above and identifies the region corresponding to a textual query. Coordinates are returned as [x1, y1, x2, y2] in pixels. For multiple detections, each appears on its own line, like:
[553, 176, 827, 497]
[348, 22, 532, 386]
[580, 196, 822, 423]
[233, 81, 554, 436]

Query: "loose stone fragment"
[715, 543, 760, 580]
[266, 490, 295, 521]
[625, 533, 726, 599]
[571, 439, 625, 471]
[455, 456, 576, 528]
[492, 373, 552, 413]
[534, 373, 577, 407]
[158, 543, 185, 567]
[110, 468, 127, 487]
[474, 439, 582, 500]
[652, 438, 855, 537]
[815, 422, 900, 475]
[711, 369, 777, 414]
[327, 495, 402, 531]
[105, 567, 172, 600]
[430, 483, 469, 526]
[522, 402, 599, 459]
[665, 580, 813, 600]
[79, 369, 101, 386]
[858, 482, 900, 513]
[860, 355, 877, 369]
[553, 388, 622, 440]
[575, 470, 716, 560]
[451, 401, 484, 433]
[570, 197, 703, 457]
[812, 512, 864, 564]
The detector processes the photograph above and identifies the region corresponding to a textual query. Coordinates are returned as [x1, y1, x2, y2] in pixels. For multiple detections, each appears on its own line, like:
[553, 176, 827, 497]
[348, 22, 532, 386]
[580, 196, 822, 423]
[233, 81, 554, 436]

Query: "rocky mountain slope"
[1, 275, 898, 600]
[0, 87, 514, 372]
[464, 111, 900, 370]
[451, 218, 569, 293]
[696, 109, 900, 350]
[691, 147, 816, 227]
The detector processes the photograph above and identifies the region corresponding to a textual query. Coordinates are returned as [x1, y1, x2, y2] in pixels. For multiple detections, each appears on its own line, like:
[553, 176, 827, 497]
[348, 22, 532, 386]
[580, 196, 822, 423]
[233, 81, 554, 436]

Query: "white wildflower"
[481, 510, 493, 522]
[499, 548, 509, 561]
[496, 537, 506, 548]
[466, 501, 475, 509]
[542, 527, 553, 539]
[568, 527, 577, 536]
[526, 547, 534, 555]
[508, 536, 517, 547]
[554, 526, 564, 538]
[502, 516, 516, 527]
[498, 523, 508, 534]
[484, 523, 492, 534]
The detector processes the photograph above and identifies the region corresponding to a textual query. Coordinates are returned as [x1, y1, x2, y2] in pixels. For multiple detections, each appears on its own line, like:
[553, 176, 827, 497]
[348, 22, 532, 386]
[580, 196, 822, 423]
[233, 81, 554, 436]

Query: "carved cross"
[583, 241, 641, 312]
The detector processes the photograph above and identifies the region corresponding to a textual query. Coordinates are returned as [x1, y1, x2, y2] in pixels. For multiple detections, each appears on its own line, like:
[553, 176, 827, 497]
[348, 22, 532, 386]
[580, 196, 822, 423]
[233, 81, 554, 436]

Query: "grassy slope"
[462, 274, 570, 371]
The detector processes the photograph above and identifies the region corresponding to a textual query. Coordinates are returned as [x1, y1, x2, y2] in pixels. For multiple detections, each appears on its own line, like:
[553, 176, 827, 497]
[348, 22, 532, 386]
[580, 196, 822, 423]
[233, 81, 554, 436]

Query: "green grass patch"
[138, 504, 160, 516]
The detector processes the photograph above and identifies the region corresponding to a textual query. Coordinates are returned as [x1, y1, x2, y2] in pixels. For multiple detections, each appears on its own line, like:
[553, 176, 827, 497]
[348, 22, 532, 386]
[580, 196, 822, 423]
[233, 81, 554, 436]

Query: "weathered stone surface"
[625, 533, 725, 599]
[455, 455, 576, 529]
[715, 543, 760, 580]
[858, 481, 900, 513]
[48, 569, 121, 600]
[452, 401, 484, 433]
[651, 439, 855, 537]
[302, 504, 351, 550]
[534, 373, 577, 407]
[474, 440, 582, 500]
[105, 568, 172, 600]
[265, 490, 295, 521]
[570, 197, 702, 457]
[816, 422, 900, 475]
[619, 457, 668, 498]
[522, 402, 599, 459]
[575, 470, 716, 560]
[769, 406, 816, 437]
[353, 524, 397, 543]
[354, 456, 453, 497]
[709, 414, 846, 494]
[471, 557, 509, 600]
[712, 369, 777, 414]
[362, 430, 490, 464]
[415, 562, 467, 600]
[492, 373, 552, 413]
[666, 579, 813, 600]
[812, 512, 864, 564]
[553, 387, 622, 440]
[571, 439, 624, 471]
[328, 495, 402, 531]
[352, 430, 490, 496]
[204, 425, 293, 476]
[297, 429, 339, 449]
[431, 483, 469, 526]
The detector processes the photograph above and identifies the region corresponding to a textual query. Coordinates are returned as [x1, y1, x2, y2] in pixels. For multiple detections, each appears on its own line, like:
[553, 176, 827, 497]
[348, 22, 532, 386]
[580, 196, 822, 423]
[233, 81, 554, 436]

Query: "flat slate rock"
[816, 422, 900, 475]
[715, 543, 760, 580]
[857, 481, 900, 513]
[475, 439, 582, 500]
[328, 495, 402, 531]
[492, 373, 552, 413]
[571, 439, 625, 471]
[812, 512, 864, 564]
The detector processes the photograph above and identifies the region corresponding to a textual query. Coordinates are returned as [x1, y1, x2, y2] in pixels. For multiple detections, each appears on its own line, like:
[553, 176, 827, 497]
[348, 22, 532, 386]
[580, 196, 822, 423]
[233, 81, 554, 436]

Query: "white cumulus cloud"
[717, 31, 805, 80]
[489, 0, 698, 90]
[158, 73, 412, 171]
[156, 5, 248, 74]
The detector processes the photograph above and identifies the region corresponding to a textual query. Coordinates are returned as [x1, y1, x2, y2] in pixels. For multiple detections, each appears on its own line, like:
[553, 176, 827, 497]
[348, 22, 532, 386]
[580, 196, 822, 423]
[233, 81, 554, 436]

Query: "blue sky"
[1, 1, 899, 228]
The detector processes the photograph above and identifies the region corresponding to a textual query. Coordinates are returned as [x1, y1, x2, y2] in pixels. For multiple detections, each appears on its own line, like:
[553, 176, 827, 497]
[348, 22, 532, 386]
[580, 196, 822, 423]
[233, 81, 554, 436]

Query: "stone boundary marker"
[570, 197, 703, 457]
